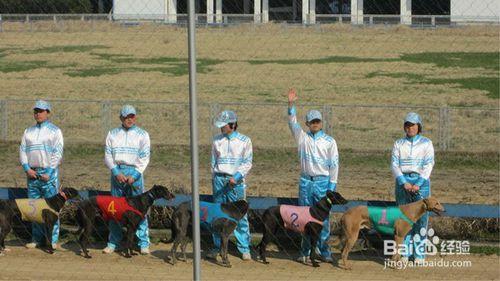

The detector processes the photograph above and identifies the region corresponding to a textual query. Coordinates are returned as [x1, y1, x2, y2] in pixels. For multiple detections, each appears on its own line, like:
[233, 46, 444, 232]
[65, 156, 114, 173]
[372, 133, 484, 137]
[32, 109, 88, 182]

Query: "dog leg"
[309, 234, 320, 268]
[340, 227, 359, 270]
[79, 222, 93, 259]
[391, 234, 405, 262]
[258, 231, 271, 264]
[125, 226, 136, 258]
[43, 212, 56, 255]
[219, 234, 231, 268]
[180, 238, 189, 262]
[170, 236, 181, 264]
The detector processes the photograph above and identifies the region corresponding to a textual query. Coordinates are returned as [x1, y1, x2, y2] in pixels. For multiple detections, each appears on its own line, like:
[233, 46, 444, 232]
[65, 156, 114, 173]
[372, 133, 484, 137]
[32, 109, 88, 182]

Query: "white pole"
[400, 0, 411, 25]
[254, 0, 261, 23]
[350, 0, 363, 25]
[207, 0, 214, 23]
[262, 0, 269, 23]
[309, 0, 316, 24]
[302, 0, 309, 24]
[216, 0, 222, 23]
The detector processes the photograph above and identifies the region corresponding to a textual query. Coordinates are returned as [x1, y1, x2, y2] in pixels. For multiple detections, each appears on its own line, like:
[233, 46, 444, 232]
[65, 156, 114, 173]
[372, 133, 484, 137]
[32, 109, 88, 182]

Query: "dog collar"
[59, 191, 68, 201]
[326, 198, 332, 205]
[148, 192, 156, 200]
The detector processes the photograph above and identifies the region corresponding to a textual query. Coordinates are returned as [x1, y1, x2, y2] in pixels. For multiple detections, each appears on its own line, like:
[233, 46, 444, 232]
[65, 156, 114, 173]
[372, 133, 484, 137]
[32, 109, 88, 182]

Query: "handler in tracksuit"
[287, 89, 339, 263]
[20, 100, 64, 249]
[103, 105, 151, 255]
[210, 110, 253, 261]
[391, 112, 435, 263]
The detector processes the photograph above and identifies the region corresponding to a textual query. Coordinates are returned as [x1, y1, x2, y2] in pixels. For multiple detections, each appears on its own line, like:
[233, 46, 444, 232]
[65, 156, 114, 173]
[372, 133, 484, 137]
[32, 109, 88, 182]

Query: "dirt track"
[0, 242, 498, 280]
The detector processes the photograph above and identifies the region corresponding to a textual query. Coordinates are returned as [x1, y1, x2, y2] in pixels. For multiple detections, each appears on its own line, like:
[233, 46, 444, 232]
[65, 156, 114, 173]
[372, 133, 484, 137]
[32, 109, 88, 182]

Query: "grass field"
[0, 23, 498, 105]
[0, 22, 498, 204]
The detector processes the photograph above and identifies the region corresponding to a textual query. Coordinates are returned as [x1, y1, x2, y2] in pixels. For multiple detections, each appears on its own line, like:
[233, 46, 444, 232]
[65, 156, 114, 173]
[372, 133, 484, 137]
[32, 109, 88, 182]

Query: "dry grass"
[0, 22, 498, 151]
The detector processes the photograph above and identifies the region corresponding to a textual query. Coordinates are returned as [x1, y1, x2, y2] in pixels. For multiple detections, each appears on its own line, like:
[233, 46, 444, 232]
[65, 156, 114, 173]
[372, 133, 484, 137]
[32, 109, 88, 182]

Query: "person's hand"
[126, 177, 135, 185]
[26, 169, 38, 179]
[39, 174, 50, 182]
[228, 177, 237, 187]
[404, 183, 413, 192]
[288, 88, 298, 106]
[412, 185, 420, 193]
[115, 174, 127, 184]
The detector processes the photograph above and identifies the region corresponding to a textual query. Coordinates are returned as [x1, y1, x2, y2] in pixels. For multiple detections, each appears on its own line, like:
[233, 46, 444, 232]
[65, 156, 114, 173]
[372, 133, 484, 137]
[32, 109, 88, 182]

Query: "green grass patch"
[469, 245, 500, 255]
[0, 59, 49, 73]
[401, 52, 500, 71]
[366, 71, 499, 99]
[247, 56, 397, 65]
[22, 45, 108, 54]
[65, 58, 223, 77]
[427, 77, 499, 99]
[65, 67, 123, 77]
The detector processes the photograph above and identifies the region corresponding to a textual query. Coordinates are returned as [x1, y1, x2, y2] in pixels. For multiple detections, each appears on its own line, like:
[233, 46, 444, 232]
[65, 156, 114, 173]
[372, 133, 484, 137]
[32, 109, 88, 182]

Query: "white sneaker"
[51, 243, 58, 250]
[25, 242, 38, 249]
[296, 255, 311, 264]
[140, 247, 150, 255]
[241, 252, 251, 261]
[102, 246, 115, 254]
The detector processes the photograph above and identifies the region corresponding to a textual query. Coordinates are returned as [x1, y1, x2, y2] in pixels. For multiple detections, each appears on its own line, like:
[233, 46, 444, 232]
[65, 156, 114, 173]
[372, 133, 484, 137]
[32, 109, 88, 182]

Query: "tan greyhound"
[339, 197, 445, 270]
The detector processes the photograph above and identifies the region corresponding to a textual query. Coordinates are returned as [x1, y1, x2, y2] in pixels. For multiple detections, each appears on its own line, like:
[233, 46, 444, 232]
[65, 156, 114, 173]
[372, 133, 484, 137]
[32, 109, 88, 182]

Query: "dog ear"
[422, 198, 430, 210]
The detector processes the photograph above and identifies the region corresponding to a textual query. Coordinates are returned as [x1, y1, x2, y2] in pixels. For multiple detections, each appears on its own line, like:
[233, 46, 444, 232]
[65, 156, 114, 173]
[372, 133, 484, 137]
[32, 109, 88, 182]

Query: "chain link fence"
[0, 99, 498, 152]
[0, 0, 499, 279]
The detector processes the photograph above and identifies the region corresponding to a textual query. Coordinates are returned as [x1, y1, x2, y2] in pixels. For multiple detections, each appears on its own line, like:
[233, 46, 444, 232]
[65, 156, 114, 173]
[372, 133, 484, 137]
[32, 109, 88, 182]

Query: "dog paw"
[312, 263, 320, 268]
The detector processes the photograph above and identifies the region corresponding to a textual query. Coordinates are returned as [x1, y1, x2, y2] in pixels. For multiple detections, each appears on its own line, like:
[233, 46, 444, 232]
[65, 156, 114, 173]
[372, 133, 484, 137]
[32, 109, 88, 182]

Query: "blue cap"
[33, 100, 51, 112]
[306, 110, 322, 122]
[120, 105, 136, 117]
[404, 112, 422, 125]
[215, 110, 237, 128]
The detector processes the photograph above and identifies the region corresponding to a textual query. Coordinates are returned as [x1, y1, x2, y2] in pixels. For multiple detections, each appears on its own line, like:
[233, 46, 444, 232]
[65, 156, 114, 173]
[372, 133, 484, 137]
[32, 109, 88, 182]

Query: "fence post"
[209, 103, 221, 143]
[0, 100, 7, 141]
[439, 106, 450, 151]
[323, 105, 333, 136]
[101, 101, 112, 138]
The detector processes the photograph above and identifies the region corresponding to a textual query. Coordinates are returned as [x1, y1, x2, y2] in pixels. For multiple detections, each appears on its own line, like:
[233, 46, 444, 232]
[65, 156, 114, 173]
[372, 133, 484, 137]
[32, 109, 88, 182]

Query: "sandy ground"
[0, 241, 498, 280]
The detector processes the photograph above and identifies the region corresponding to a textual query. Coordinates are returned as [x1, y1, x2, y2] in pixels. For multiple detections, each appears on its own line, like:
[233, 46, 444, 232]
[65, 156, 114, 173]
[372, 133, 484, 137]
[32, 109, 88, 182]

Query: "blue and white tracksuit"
[19, 121, 63, 245]
[211, 131, 252, 254]
[104, 125, 151, 250]
[288, 106, 339, 258]
[391, 134, 434, 259]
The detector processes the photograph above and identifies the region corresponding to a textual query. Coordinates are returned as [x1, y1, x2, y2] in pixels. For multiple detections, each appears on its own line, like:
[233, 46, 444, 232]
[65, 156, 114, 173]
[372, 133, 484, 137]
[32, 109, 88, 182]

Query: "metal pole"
[187, 0, 201, 278]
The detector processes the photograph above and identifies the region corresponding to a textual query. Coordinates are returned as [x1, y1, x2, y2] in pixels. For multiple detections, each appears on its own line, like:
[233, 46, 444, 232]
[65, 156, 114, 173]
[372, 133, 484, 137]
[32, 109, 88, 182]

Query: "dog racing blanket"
[15, 199, 58, 224]
[368, 206, 414, 235]
[96, 196, 143, 221]
[279, 205, 323, 233]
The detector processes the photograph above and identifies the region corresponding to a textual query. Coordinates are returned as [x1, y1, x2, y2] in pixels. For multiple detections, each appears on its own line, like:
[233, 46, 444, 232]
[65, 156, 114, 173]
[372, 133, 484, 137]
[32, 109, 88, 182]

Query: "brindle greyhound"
[0, 188, 80, 254]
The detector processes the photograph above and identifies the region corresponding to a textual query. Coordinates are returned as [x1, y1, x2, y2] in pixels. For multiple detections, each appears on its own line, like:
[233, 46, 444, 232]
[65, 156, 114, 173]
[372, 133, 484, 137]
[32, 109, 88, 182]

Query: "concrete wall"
[451, 0, 499, 22]
[113, 0, 166, 20]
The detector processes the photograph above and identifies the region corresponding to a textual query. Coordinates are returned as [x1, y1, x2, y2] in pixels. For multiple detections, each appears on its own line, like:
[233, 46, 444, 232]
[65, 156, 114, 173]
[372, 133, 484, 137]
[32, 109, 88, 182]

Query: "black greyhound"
[0, 187, 80, 254]
[258, 190, 348, 267]
[74, 184, 175, 258]
[167, 200, 249, 267]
